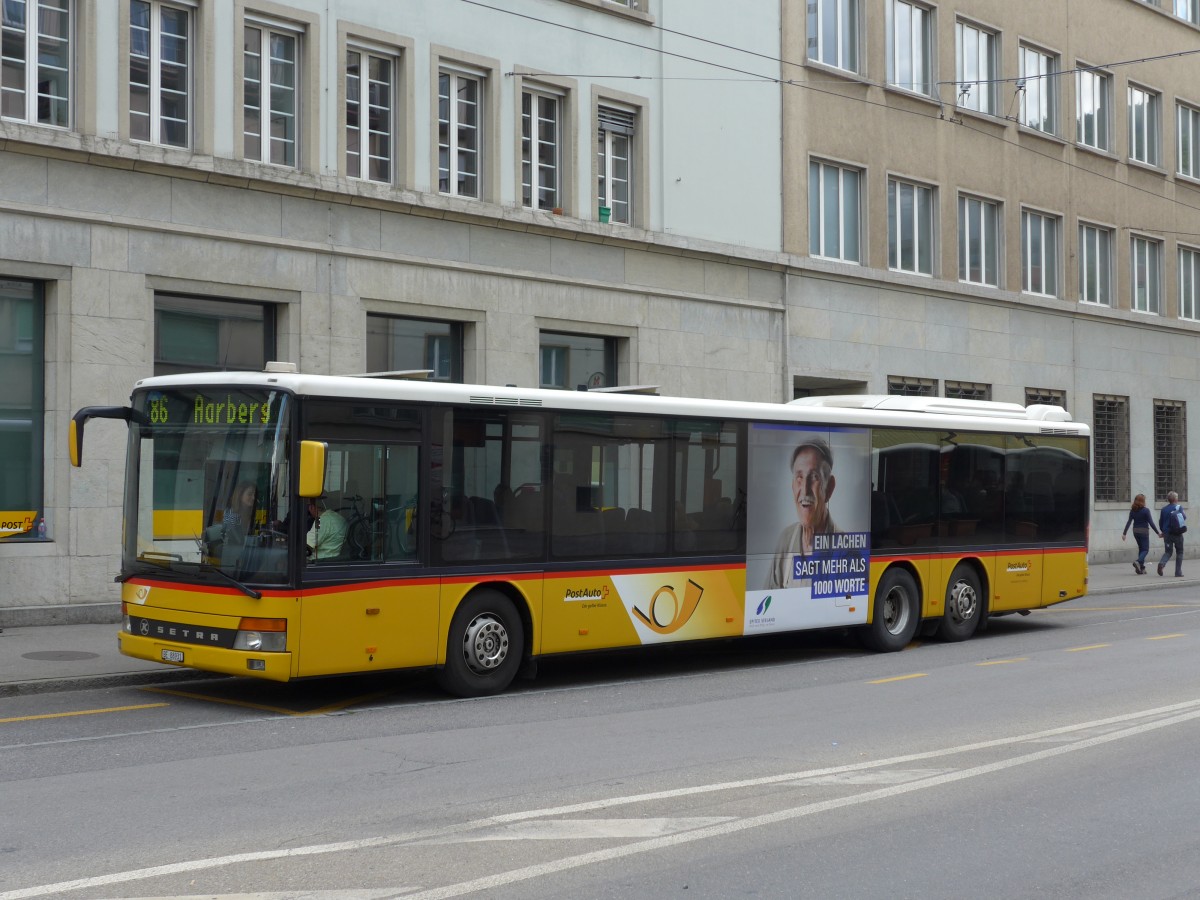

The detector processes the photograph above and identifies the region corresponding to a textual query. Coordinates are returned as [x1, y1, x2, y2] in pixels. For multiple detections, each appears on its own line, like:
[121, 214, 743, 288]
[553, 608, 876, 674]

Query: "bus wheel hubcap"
[949, 581, 977, 622]
[884, 588, 909, 634]
[464, 614, 509, 674]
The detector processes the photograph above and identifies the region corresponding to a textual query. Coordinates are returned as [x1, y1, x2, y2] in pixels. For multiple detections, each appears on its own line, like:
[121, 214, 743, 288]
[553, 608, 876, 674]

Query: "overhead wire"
[460, 0, 1200, 220]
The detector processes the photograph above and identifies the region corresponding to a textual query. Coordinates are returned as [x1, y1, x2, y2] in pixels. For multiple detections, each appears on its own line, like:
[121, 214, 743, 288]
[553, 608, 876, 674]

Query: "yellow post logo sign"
[0, 511, 37, 539]
[631, 580, 705, 635]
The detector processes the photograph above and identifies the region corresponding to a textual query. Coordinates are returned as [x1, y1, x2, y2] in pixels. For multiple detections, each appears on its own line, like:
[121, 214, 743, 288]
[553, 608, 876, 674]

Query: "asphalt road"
[1, 587, 1198, 900]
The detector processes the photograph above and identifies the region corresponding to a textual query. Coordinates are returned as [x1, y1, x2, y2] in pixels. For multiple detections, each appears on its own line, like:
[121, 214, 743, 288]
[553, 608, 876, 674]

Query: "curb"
[0, 668, 222, 698]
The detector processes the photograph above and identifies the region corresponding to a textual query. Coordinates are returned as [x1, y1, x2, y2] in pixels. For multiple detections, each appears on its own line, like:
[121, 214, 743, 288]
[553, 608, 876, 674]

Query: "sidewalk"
[0, 561, 1195, 697]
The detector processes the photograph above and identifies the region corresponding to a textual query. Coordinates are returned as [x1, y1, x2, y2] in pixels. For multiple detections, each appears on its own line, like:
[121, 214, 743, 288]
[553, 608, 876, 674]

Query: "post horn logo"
[632, 579, 704, 635]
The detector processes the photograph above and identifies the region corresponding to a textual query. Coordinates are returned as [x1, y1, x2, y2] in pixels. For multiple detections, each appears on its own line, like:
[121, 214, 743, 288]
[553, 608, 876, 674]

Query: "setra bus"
[70, 369, 1090, 696]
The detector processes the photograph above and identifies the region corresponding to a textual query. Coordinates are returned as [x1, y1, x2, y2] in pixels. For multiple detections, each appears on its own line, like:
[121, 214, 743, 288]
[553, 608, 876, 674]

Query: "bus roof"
[133, 371, 1090, 438]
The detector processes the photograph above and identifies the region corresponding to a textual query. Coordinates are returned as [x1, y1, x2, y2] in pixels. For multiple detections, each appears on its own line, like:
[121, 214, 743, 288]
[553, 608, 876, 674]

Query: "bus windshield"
[124, 387, 293, 585]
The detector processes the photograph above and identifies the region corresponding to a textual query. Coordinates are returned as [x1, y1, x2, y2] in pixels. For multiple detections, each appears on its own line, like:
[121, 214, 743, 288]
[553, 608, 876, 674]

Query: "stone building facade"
[2, 0, 1197, 622]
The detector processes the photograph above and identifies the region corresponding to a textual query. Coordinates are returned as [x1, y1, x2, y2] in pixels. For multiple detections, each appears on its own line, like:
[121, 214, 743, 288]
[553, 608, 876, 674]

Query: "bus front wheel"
[437, 590, 524, 697]
[862, 568, 920, 652]
[937, 564, 982, 642]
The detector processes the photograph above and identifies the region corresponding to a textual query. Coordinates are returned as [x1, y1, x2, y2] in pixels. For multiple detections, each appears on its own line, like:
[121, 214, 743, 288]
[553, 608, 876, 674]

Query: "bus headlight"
[234, 617, 287, 652]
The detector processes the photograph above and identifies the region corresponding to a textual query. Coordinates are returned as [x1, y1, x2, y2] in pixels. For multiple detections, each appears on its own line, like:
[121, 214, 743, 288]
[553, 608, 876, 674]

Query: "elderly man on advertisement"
[765, 435, 842, 590]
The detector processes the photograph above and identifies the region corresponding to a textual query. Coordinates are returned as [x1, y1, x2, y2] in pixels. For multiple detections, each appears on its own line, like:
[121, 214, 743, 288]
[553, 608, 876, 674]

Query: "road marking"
[8, 699, 1199, 900]
[141, 686, 391, 717]
[868, 673, 926, 684]
[786, 767, 955, 786]
[415, 817, 734, 844]
[0, 703, 168, 725]
[976, 658, 1027, 666]
[1064, 643, 1111, 652]
[399, 705, 1200, 900]
[1146, 633, 1186, 640]
[1048, 603, 1193, 612]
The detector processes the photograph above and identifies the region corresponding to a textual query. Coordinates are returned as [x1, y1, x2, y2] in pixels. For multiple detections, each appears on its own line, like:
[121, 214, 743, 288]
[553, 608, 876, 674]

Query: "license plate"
[161, 649, 185, 664]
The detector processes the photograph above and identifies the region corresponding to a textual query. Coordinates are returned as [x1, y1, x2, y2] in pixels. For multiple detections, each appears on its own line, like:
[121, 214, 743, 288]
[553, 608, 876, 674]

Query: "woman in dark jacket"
[1122, 493, 1160, 574]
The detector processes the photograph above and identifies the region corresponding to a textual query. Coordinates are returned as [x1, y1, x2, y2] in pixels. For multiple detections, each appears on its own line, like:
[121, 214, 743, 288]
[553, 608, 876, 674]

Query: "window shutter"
[598, 106, 635, 136]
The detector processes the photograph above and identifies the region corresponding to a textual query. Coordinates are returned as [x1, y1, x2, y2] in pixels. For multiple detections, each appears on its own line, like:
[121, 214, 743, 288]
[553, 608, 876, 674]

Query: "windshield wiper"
[199, 562, 262, 599]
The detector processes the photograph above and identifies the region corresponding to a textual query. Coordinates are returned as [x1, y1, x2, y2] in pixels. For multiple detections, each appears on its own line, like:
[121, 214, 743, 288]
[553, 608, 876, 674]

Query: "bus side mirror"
[298, 440, 328, 498]
[69, 406, 137, 467]
[69, 418, 83, 468]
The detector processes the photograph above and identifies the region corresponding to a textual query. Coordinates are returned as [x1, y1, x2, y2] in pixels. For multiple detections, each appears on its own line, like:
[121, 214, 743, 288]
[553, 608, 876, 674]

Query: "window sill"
[803, 59, 870, 87]
[1127, 157, 1167, 177]
[552, 0, 654, 24]
[882, 83, 942, 110]
[1016, 124, 1067, 147]
[1074, 142, 1119, 162]
[951, 105, 1008, 129]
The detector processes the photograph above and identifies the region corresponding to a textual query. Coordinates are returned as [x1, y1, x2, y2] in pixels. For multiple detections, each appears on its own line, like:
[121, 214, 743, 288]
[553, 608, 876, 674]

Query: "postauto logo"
[631, 579, 705, 635]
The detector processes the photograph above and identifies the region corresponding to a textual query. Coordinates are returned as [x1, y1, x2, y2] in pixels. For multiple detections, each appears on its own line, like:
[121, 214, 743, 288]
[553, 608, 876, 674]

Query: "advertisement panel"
[744, 424, 872, 633]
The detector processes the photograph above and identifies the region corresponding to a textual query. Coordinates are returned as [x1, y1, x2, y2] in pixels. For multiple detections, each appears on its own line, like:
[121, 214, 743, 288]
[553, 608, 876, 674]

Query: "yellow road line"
[869, 673, 927, 684]
[1048, 604, 1193, 612]
[0, 702, 168, 725]
[1147, 633, 1187, 641]
[977, 658, 1028, 666]
[142, 686, 392, 717]
[1065, 644, 1111, 652]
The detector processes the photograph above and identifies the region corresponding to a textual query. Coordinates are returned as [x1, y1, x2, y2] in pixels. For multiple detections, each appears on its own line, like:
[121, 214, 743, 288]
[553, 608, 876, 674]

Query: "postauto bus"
[70, 370, 1089, 696]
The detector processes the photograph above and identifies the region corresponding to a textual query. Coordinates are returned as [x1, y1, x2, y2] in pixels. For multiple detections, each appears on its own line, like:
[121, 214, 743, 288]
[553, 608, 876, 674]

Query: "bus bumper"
[118, 632, 293, 681]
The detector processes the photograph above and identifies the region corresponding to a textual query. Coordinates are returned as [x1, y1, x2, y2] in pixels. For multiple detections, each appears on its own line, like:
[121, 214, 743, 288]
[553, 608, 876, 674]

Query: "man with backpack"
[1157, 491, 1187, 577]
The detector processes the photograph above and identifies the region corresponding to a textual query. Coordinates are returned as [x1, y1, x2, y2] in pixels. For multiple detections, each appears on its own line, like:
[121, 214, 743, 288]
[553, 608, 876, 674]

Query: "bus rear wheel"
[437, 590, 524, 698]
[937, 564, 982, 642]
[862, 568, 920, 652]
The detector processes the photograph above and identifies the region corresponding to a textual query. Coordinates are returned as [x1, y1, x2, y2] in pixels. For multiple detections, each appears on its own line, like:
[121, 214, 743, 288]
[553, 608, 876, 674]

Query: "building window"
[1131, 235, 1162, 313]
[809, 160, 861, 262]
[439, 68, 482, 198]
[1177, 0, 1200, 25]
[1129, 85, 1161, 166]
[1180, 246, 1200, 320]
[1079, 223, 1113, 305]
[1177, 103, 1200, 179]
[522, 86, 562, 211]
[1021, 209, 1059, 297]
[346, 47, 393, 183]
[153, 295, 275, 377]
[1093, 395, 1129, 503]
[1026, 387, 1066, 409]
[808, 0, 859, 72]
[130, 0, 190, 147]
[540, 332, 616, 390]
[598, 105, 635, 225]
[366, 314, 463, 382]
[1018, 44, 1057, 134]
[244, 22, 298, 167]
[0, 0, 70, 127]
[887, 0, 932, 96]
[1154, 400, 1187, 502]
[944, 380, 991, 401]
[888, 177, 934, 275]
[0, 279, 44, 537]
[958, 194, 999, 286]
[1076, 67, 1110, 151]
[955, 21, 996, 115]
[888, 375, 936, 396]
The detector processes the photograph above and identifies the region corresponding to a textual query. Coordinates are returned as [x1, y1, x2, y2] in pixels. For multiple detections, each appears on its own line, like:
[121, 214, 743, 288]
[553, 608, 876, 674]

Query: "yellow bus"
[71, 370, 1090, 696]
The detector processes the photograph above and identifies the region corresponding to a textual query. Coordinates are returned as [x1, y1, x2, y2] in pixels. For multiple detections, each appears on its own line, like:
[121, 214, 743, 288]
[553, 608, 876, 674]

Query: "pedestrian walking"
[1156, 491, 1187, 577]
[1121, 493, 1160, 574]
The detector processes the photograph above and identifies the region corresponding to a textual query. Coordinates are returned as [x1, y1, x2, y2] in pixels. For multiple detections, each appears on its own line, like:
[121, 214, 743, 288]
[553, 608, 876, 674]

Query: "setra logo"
[631, 579, 704, 635]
